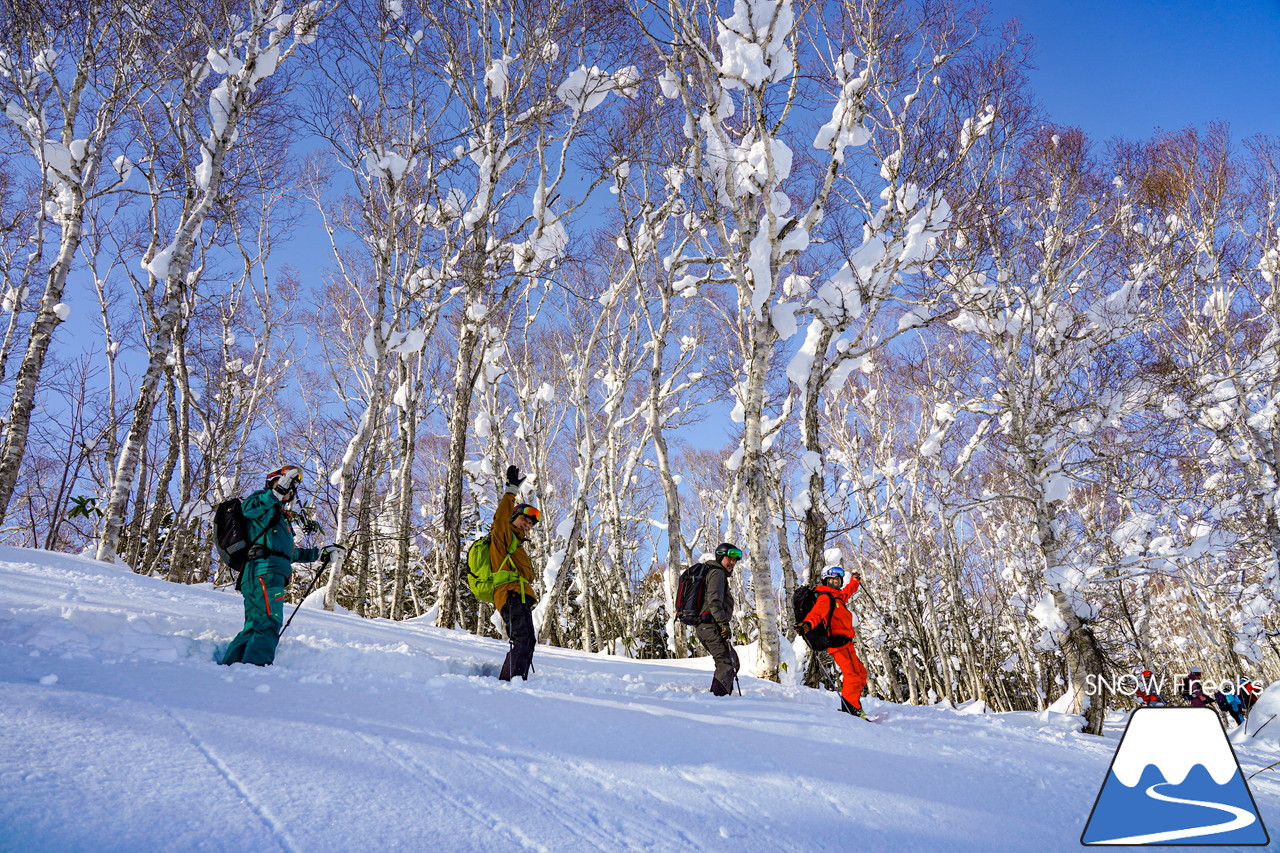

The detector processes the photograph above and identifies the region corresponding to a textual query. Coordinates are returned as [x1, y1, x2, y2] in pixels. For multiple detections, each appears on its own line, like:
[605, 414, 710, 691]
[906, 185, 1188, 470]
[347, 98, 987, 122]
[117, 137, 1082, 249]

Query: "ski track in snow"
[167, 708, 300, 853]
[357, 732, 551, 851]
[4, 546, 1280, 852]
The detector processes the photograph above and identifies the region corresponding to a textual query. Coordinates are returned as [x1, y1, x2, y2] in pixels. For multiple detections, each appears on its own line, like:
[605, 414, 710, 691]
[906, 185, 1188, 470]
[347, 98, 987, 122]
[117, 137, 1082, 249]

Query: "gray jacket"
[700, 564, 734, 626]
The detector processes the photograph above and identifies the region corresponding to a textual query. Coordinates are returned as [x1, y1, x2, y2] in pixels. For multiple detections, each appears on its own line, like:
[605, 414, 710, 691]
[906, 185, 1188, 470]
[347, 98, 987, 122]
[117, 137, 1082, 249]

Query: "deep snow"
[2, 545, 1279, 852]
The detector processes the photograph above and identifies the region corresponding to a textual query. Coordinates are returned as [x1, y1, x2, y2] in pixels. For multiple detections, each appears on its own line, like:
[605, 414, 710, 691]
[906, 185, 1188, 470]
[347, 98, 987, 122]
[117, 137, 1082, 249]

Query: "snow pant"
[695, 622, 738, 696]
[499, 594, 536, 681]
[221, 569, 288, 666]
[829, 642, 867, 711]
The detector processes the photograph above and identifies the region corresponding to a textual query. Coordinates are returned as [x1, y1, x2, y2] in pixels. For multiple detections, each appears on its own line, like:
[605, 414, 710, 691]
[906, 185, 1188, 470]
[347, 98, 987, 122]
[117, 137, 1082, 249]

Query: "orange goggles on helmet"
[514, 504, 541, 524]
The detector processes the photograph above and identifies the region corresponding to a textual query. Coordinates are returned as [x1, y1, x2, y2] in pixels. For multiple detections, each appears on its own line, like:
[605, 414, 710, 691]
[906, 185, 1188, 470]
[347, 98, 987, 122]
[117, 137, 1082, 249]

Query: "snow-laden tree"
[0, 0, 180, 522]
[636, 0, 1024, 680]
[0, 154, 39, 382]
[939, 127, 1174, 734]
[302, 0, 460, 615]
[1130, 127, 1280, 667]
[634, 0, 827, 681]
[482, 251, 649, 649]
[306, 0, 639, 626]
[815, 346, 971, 705]
[784, 0, 1028, 585]
[600, 97, 727, 655]
[89, 131, 309, 581]
[170, 193, 311, 583]
[95, 1, 323, 564]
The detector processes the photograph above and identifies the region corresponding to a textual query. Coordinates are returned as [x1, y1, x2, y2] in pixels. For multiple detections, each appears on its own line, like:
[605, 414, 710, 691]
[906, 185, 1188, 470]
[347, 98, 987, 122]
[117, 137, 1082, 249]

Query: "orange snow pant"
[829, 642, 867, 710]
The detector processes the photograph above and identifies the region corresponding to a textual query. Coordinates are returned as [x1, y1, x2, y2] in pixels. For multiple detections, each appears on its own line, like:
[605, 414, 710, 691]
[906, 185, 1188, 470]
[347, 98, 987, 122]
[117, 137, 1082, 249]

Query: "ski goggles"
[515, 505, 541, 524]
[718, 546, 743, 560]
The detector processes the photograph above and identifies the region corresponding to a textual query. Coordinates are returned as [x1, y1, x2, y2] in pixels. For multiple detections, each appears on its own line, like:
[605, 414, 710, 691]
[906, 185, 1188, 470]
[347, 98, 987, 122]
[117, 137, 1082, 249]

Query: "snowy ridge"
[3, 546, 1280, 852]
[1111, 708, 1238, 786]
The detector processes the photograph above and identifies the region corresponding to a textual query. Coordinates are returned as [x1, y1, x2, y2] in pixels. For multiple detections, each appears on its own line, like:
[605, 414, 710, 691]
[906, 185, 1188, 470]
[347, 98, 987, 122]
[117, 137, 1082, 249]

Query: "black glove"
[506, 465, 526, 487]
[719, 623, 730, 639]
[320, 544, 345, 562]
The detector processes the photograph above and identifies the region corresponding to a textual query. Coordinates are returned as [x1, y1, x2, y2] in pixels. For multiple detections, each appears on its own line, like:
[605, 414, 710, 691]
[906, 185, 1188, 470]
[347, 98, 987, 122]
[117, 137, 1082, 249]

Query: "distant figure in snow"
[1177, 667, 1204, 704]
[799, 566, 870, 719]
[1179, 667, 1217, 710]
[1187, 687, 1214, 709]
[221, 465, 341, 666]
[1239, 678, 1263, 715]
[1219, 690, 1246, 726]
[493, 465, 540, 682]
[694, 543, 742, 696]
[1134, 670, 1165, 707]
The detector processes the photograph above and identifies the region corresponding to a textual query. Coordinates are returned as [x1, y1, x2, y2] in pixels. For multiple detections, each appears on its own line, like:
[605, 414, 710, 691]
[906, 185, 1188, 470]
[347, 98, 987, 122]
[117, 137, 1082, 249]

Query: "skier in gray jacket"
[694, 543, 742, 696]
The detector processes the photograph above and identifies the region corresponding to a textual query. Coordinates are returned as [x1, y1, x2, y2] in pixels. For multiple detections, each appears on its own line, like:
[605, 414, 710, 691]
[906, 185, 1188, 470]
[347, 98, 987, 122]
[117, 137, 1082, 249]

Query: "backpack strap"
[245, 503, 293, 562]
[496, 536, 532, 599]
[813, 589, 836, 629]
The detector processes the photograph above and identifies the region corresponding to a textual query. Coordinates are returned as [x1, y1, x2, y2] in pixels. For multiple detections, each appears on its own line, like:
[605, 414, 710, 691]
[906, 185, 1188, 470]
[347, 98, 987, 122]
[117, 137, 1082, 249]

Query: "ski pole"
[278, 567, 323, 639]
[279, 548, 338, 639]
[729, 644, 742, 695]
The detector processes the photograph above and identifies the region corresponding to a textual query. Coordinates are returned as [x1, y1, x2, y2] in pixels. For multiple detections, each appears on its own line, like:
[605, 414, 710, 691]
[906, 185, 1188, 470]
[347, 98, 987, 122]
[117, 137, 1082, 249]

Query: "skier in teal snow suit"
[221, 465, 333, 666]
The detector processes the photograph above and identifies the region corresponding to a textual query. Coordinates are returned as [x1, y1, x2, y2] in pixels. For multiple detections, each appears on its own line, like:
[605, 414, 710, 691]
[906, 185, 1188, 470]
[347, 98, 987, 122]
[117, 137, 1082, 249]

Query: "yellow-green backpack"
[466, 535, 522, 603]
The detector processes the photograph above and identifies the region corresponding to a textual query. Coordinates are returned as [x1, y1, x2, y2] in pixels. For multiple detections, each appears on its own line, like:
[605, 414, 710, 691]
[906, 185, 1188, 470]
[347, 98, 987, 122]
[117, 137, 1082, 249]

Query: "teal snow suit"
[220, 488, 320, 666]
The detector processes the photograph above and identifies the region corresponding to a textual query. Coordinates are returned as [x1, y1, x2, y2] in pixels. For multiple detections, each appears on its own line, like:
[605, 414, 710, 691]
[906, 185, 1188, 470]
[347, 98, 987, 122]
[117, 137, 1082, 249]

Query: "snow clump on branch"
[814, 53, 871, 159]
[556, 65, 640, 115]
[716, 0, 795, 88]
[485, 54, 515, 101]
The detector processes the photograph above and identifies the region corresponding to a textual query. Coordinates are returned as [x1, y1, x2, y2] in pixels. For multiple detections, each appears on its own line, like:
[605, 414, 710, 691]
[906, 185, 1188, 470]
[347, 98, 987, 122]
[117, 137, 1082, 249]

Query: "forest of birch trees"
[4, 0, 1280, 734]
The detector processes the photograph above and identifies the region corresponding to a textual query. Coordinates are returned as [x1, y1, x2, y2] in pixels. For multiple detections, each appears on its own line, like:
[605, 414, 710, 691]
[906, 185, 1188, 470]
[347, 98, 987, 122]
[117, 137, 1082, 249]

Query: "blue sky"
[988, 0, 1280, 141]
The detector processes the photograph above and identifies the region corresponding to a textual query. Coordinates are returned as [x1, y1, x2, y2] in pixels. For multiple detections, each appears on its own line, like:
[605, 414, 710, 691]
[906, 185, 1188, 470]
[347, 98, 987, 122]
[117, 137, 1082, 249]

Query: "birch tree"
[96, 1, 323, 563]
[942, 127, 1167, 734]
[642, 0, 1013, 679]
[0, 0, 174, 521]
[784, 0, 1027, 582]
[303, 0, 458, 613]
[1134, 128, 1280, 664]
[386, 0, 636, 628]
[606, 95, 727, 655]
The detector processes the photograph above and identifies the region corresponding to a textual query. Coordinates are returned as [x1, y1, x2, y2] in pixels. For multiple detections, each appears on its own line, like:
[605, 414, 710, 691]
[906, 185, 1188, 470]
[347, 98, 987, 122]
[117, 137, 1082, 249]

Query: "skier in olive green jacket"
[221, 465, 341, 666]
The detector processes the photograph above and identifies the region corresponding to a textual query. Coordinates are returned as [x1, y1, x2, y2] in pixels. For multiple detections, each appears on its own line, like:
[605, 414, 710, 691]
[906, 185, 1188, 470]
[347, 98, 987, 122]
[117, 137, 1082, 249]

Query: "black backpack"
[213, 498, 253, 587]
[213, 496, 279, 589]
[792, 584, 849, 651]
[675, 562, 711, 625]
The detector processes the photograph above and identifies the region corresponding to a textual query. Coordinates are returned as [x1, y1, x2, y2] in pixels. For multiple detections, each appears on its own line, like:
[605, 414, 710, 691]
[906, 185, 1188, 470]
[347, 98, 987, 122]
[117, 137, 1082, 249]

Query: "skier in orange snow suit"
[800, 566, 869, 719]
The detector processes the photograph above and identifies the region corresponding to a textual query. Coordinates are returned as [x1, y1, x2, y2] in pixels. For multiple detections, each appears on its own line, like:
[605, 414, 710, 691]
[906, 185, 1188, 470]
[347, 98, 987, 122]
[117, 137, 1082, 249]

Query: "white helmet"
[266, 464, 303, 498]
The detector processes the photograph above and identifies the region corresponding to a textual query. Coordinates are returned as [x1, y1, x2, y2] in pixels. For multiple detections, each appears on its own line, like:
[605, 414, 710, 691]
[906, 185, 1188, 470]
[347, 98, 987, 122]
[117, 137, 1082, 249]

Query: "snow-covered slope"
[2, 545, 1279, 853]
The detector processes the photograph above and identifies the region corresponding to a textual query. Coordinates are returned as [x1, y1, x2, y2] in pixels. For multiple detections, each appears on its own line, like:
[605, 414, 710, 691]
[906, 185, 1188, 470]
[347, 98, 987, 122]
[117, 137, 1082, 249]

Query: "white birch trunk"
[98, 5, 319, 563]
